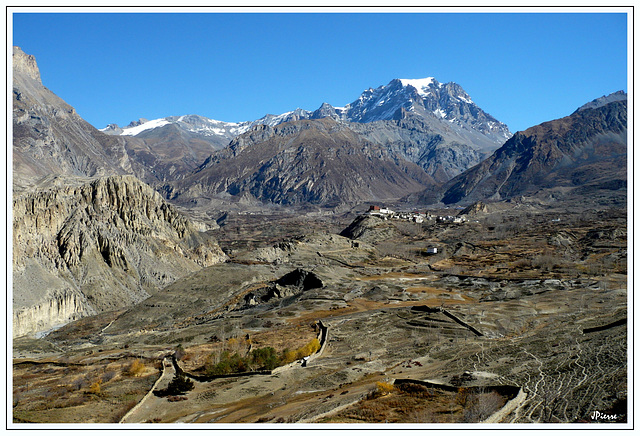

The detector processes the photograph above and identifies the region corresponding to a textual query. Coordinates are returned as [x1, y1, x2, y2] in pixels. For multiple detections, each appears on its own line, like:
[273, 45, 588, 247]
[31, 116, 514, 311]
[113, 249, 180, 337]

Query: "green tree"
[251, 347, 280, 371]
[166, 374, 194, 396]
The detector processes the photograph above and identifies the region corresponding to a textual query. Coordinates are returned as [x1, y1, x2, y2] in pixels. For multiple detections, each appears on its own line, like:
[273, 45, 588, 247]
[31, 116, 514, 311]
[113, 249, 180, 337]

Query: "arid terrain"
[12, 198, 627, 425]
[10, 21, 630, 431]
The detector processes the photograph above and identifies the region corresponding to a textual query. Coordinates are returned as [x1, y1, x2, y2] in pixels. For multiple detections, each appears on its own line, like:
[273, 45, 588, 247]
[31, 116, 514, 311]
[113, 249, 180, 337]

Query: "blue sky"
[12, 10, 628, 133]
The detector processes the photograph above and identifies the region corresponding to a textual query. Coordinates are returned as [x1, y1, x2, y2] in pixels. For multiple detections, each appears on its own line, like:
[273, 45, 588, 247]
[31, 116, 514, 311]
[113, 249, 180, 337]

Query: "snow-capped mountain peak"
[102, 116, 247, 138]
[398, 77, 441, 97]
[101, 76, 510, 154]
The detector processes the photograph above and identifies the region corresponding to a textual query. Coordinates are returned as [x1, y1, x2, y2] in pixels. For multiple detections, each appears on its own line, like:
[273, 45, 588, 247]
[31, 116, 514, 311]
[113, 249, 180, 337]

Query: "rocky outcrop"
[242, 269, 323, 309]
[12, 47, 41, 82]
[13, 289, 88, 338]
[458, 201, 488, 216]
[251, 241, 298, 264]
[339, 214, 400, 242]
[13, 175, 227, 337]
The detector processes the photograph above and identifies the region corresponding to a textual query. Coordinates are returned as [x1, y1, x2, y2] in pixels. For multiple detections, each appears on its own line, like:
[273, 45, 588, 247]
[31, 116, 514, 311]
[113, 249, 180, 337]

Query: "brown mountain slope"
[12, 47, 143, 190]
[433, 99, 627, 205]
[163, 117, 436, 207]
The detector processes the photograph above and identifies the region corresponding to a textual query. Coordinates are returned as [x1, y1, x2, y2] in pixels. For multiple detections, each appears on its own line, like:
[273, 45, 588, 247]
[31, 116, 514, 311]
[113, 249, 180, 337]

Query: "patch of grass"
[13, 357, 159, 423]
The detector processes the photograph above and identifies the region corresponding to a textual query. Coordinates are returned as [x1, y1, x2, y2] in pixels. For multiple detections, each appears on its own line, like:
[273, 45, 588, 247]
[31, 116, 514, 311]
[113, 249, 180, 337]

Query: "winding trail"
[119, 355, 175, 423]
[99, 319, 115, 335]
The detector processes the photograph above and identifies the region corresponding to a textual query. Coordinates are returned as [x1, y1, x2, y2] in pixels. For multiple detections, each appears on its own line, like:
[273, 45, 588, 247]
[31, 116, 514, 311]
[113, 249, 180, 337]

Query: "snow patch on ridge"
[270, 111, 294, 124]
[399, 78, 437, 97]
[115, 114, 256, 138]
[457, 94, 473, 104]
[121, 118, 171, 136]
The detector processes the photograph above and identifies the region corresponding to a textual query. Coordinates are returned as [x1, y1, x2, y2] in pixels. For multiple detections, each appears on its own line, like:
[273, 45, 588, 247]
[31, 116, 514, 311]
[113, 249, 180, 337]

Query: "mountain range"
[100, 77, 512, 185]
[11, 46, 628, 336]
[160, 117, 437, 207]
[13, 44, 627, 211]
[102, 77, 511, 150]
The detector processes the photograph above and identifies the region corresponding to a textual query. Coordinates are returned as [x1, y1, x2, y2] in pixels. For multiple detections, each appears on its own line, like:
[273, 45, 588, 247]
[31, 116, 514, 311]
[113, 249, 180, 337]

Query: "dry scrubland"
[13, 201, 627, 424]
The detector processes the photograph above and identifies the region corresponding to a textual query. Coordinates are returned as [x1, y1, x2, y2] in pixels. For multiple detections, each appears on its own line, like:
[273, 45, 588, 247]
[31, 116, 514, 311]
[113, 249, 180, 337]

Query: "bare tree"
[461, 390, 505, 422]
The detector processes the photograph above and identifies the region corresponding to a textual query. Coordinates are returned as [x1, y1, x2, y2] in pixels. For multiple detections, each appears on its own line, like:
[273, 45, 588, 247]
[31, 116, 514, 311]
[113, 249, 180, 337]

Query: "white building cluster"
[367, 205, 467, 224]
[436, 215, 467, 224]
[367, 205, 425, 222]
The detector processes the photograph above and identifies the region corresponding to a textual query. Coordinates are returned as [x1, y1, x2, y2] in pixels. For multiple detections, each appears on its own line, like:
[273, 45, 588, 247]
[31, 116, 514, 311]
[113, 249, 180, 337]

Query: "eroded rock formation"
[13, 175, 227, 337]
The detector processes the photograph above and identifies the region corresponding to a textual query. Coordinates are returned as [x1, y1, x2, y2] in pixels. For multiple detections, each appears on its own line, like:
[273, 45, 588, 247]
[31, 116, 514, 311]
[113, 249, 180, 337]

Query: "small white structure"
[369, 206, 395, 219]
[426, 247, 438, 255]
[437, 215, 467, 224]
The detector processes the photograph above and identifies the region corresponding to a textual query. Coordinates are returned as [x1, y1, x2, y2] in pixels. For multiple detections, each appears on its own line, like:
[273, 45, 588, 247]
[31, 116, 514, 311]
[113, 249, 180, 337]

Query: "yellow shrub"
[283, 350, 298, 364]
[127, 359, 146, 377]
[308, 338, 321, 354]
[376, 381, 395, 396]
[282, 338, 322, 364]
[89, 380, 102, 395]
[302, 338, 321, 357]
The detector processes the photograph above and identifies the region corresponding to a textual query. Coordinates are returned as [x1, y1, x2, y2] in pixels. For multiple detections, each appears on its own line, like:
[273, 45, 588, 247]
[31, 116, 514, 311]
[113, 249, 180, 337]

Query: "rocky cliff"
[13, 175, 227, 338]
[12, 47, 140, 190]
[13, 290, 87, 338]
[349, 111, 484, 183]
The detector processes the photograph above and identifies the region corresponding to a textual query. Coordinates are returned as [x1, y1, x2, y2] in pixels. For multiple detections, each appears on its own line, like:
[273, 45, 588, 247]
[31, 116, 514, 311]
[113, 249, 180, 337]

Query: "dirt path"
[117, 324, 334, 423]
[119, 356, 175, 423]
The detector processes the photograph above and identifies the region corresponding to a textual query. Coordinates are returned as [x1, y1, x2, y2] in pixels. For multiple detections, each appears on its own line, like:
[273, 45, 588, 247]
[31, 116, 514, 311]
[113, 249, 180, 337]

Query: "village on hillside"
[367, 205, 468, 224]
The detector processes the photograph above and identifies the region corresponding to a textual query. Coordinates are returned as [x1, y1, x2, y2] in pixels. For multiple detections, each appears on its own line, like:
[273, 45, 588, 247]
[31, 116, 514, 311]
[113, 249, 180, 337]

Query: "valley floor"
[12, 201, 628, 427]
